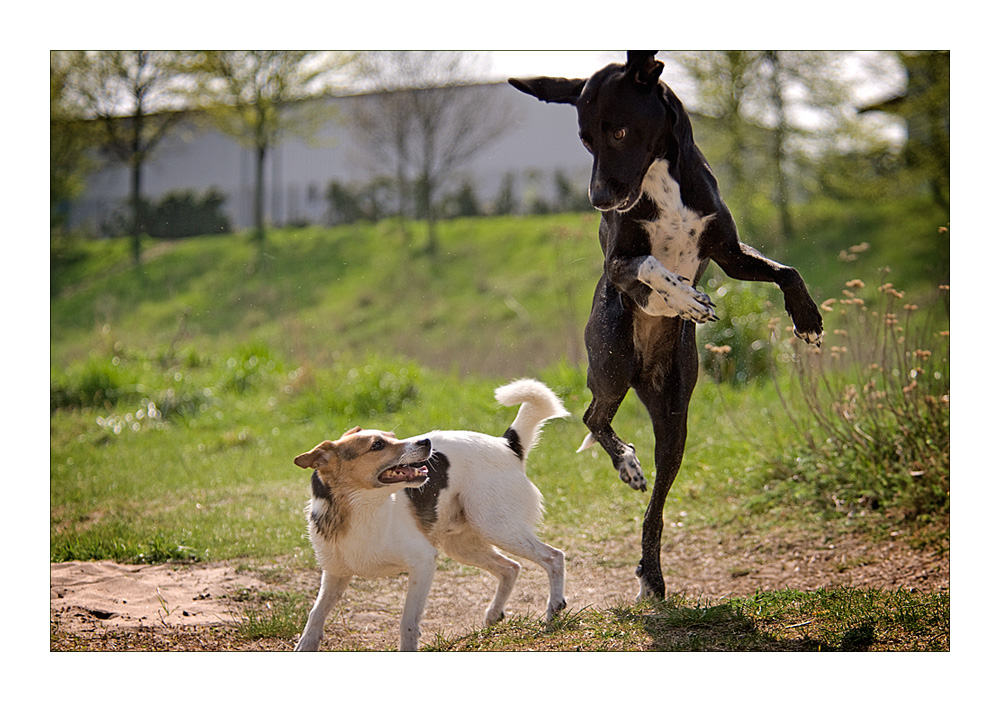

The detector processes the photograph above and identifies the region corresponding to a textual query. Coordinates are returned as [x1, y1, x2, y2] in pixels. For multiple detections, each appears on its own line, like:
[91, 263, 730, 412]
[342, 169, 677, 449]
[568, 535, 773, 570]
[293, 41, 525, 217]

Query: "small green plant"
[221, 342, 282, 395]
[291, 355, 421, 420]
[51, 355, 139, 411]
[234, 591, 308, 640]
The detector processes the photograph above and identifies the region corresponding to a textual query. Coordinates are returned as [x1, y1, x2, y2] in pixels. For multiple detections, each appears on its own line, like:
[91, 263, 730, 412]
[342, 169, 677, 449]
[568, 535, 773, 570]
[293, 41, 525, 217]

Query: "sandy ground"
[50, 520, 948, 651]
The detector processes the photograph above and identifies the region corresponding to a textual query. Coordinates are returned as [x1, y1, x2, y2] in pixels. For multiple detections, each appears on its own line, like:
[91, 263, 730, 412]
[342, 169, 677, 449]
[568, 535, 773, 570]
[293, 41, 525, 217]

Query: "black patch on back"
[404, 452, 450, 532]
[503, 427, 524, 461]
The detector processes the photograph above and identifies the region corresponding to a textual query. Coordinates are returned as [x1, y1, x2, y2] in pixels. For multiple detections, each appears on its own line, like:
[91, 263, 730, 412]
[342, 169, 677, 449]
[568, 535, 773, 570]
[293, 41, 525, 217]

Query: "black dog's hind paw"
[617, 444, 647, 491]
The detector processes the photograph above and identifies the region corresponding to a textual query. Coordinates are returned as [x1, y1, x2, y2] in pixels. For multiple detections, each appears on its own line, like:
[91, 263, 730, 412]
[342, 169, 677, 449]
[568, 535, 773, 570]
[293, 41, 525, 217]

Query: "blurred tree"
[860, 51, 949, 211]
[554, 169, 590, 212]
[445, 180, 482, 218]
[50, 52, 94, 236]
[494, 172, 517, 216]
[191, 51, 347, 269]
[347, 51, 513, 255]
[668, 51, 868, 243]
[54, 50, 189, 266]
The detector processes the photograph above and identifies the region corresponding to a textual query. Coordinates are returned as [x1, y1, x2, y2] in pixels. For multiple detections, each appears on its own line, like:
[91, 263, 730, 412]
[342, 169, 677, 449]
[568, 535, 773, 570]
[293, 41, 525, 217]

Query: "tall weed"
[761, 255, 950, 521]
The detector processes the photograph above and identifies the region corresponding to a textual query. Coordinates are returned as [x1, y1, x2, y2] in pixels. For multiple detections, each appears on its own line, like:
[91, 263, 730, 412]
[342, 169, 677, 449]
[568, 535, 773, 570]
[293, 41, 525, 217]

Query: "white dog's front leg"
[295, 570, 351, 651]
[399, 552, 437, 651]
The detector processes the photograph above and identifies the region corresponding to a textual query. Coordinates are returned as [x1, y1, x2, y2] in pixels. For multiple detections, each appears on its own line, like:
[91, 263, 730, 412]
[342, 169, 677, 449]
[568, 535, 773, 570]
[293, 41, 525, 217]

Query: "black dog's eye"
[613, 128, 627, 140]
[371, 439, 385, 451]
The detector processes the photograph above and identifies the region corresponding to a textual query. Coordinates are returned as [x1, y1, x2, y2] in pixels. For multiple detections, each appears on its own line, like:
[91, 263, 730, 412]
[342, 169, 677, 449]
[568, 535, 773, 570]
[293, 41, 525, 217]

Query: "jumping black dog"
[510, 51, 824, 599]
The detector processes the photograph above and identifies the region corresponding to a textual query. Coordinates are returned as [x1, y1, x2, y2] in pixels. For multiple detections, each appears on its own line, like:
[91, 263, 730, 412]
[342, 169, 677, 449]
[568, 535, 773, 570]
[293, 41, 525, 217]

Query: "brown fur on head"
[294, 428, 429, 493]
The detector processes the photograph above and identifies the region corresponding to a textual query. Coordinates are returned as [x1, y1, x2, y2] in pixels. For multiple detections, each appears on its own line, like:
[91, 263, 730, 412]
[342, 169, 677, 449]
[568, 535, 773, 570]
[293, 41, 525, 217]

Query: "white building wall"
[72, 82, 592, 232]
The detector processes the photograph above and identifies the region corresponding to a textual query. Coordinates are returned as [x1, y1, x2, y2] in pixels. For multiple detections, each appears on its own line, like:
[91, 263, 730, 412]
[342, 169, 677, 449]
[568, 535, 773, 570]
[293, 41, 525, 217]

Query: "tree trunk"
[766, 51, 794, 242]
[422, 175, 438, 257]
[129, 109, 143, 268]
[254, 143, 267, 264]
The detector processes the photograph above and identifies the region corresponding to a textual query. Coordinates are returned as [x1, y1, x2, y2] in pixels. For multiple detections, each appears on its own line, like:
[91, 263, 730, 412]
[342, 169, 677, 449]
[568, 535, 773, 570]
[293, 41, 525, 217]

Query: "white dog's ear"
[340, 426, 361, 438]
[294, 440, 337, 469]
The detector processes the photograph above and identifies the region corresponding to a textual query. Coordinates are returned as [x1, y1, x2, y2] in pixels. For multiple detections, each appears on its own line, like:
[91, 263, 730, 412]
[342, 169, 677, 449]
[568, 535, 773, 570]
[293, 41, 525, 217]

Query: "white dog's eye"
[613, 128, 626, 140]
[371, 439, 385, 451]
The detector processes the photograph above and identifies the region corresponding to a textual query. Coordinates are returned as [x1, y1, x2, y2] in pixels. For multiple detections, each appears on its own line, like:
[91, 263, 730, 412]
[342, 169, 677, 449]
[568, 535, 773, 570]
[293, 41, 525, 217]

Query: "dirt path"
[50, 523, 948, 651]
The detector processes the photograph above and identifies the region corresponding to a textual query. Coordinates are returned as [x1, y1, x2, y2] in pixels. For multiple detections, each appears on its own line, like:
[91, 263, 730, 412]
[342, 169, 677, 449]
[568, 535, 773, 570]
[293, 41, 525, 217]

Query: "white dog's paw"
[294, 635, 320, 652]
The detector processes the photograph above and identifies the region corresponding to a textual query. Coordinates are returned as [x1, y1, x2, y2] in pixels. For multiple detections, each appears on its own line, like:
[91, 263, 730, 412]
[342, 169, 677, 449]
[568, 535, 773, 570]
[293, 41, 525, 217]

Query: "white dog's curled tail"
[495, 379, 570, 464]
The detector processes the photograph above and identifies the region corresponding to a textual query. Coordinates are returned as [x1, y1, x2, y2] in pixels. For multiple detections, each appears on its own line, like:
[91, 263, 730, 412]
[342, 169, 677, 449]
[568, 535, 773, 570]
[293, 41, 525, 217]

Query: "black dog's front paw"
[794, 325, 823, 346]
[787, 294, 824, 346]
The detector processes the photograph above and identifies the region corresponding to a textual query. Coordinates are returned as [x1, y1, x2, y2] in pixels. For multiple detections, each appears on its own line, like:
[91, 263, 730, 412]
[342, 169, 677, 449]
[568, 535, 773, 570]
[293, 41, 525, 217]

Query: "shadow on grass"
[630, 599, 873, 652]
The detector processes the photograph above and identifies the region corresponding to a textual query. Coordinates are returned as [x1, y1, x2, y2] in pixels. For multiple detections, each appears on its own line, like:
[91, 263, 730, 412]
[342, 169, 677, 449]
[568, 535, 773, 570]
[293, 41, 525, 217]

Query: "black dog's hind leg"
[580, 278, 647, 491]
[581, 383, 646, 491]
[631, 322, 699, 599]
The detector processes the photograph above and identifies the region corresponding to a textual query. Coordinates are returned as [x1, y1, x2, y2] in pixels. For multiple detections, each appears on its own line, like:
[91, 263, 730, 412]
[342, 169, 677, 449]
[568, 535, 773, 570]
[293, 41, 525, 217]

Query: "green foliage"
[51, 345, 211, 420]
[51, 355, 140, 411]
[221, 341, 283, 395]
[697, 275, 783, 384]
[144, 188, 232, 239]
[290, 355, 422, 420]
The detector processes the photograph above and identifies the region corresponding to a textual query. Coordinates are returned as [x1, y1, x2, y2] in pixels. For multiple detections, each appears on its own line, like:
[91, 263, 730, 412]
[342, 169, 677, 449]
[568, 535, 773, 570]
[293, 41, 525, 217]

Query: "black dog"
[510, 51, 824, 599]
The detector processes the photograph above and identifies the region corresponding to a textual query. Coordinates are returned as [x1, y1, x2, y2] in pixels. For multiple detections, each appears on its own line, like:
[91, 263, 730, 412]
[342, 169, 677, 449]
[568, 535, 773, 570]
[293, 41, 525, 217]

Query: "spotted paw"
[794, 326, 823, 346]
[651, 282, 717, 323]
[617, 444, 647, 491]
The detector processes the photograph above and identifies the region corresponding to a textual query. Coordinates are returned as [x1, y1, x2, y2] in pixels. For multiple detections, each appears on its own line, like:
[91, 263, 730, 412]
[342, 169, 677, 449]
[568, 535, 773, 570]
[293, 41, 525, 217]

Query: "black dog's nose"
[589, 180, 616, 211]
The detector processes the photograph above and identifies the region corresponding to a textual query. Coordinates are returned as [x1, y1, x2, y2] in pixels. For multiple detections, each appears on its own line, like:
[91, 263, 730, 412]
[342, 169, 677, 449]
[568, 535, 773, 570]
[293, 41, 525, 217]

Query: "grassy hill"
[50, 204, 949, 377]
[52, 214, 606, 378]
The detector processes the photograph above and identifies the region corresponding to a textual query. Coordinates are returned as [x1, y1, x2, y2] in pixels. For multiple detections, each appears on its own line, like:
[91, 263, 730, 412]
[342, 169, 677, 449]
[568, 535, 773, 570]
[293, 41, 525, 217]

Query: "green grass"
[50, 212, 949, 651]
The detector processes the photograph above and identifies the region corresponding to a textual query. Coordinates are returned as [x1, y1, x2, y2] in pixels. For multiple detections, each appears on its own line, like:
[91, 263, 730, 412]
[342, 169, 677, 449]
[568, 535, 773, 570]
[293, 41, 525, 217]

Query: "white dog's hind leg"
[294, 571, 351, 651]
[488, 531, 567, 620]
[441, 532, 521, 626]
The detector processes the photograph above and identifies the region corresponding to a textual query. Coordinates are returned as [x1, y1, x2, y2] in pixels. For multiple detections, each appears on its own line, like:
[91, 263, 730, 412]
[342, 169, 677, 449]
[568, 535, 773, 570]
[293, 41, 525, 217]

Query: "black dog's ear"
[508, 76, 586, 105]
[625, 51, 664, 89]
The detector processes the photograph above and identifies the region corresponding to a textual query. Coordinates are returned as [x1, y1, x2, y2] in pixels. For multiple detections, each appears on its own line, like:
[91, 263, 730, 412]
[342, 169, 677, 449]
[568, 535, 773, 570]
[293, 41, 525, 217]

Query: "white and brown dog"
[292, 379, 570, 651]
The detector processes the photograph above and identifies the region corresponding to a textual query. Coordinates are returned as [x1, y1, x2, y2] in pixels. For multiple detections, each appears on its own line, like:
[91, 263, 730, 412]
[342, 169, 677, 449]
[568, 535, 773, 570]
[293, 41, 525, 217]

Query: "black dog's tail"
[495, 379, 570, 464]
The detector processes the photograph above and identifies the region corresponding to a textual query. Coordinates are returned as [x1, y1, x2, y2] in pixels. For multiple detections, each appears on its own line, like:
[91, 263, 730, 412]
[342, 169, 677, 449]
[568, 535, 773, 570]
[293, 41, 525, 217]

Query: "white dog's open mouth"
[378, 462, 429, 485]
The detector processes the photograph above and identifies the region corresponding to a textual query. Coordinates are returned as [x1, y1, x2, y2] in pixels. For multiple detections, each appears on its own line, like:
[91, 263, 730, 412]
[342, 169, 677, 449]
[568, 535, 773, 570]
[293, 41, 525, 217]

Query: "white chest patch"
[640, 159, 714, 283]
